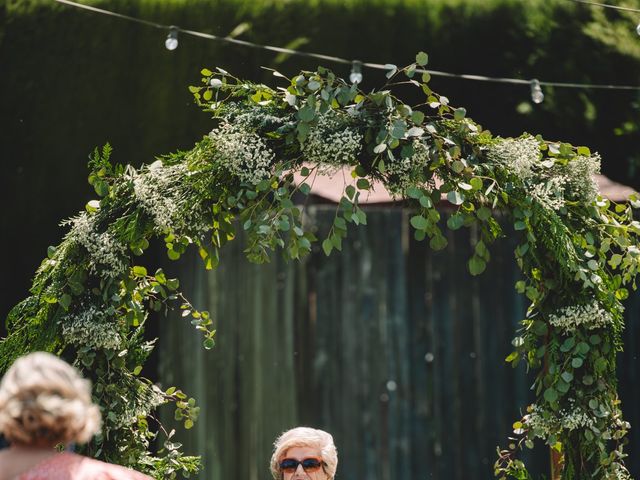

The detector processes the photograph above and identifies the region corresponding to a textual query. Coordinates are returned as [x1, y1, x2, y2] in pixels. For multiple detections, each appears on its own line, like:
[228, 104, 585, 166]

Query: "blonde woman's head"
[0, 352, 101, 447]
[270, 427, 338, 479]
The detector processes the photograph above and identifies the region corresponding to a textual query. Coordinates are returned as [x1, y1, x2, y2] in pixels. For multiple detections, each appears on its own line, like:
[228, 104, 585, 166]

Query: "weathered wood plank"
[157, 207, 638, 479]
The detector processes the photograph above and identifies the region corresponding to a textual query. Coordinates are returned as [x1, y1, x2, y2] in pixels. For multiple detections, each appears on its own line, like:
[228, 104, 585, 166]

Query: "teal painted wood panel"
[157, 206, 637, 479]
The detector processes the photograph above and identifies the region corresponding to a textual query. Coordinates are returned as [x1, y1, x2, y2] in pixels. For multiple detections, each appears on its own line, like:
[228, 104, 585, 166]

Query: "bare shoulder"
[0, 450, 12, 480]
[0, 448, 58, 480]
[77, 456, 154, 479]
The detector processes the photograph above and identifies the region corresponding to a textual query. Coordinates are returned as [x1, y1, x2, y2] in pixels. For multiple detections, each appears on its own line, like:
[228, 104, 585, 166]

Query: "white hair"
[0, 352, 101, 447]
[270, 427, 338, 479]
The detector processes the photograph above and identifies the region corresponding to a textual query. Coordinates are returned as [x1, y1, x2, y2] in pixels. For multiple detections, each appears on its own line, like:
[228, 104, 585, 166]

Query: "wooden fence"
[157, 206, 639, 480]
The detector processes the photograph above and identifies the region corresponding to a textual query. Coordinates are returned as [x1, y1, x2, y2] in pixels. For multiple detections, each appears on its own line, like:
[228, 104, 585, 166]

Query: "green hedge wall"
[1, 0, 639, 337]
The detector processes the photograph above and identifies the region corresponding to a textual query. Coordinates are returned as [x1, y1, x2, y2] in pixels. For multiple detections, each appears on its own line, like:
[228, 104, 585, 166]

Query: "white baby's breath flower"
[302, 112, 362, 170]
[67, 213, 128, 278]
[384, 139, 431, 195]
[132, 162, 205, 233]
[564, 154, 601, 203]
[487, 135, 541, 179]
[488, 136, 600, 208]
[209, 122, 275, 184]
[524, 399, 596, 439]
[548, 300, 613, 333]
[110, 380, 166, 428]
[560, 406, 596, 431]
[529, 175, 567, 211]
[62, 304, 122, 350]
[230, 107, 287, 131]
[523, 403, 555, 438]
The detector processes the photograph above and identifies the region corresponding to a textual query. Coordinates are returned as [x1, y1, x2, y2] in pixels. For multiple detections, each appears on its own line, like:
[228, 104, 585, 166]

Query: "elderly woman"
[0, 351, 151, 479]
[270, 427, 338, 480]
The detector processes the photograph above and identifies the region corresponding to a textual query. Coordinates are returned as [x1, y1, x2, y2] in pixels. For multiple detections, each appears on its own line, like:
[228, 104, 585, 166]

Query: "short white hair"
[0, 352, 101, 447]
[270, 427, 338, 479]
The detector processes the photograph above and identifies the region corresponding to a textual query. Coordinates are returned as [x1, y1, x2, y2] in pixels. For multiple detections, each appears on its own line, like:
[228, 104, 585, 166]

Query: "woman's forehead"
[284, 446, 322, 459]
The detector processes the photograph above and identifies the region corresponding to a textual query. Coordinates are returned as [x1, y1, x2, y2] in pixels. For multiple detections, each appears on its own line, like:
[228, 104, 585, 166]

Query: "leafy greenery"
[2, 52, 640, 479]
[5, 0, 640, 338]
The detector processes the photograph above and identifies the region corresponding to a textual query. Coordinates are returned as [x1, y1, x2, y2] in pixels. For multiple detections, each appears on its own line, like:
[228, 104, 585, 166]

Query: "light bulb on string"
[530, 79, 544, 104]
[165, 26, 179, 51]
[349, 60, 363, 85]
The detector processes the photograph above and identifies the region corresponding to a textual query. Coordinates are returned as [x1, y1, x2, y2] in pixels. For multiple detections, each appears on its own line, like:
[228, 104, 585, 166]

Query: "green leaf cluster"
[3, 53, 640, 479]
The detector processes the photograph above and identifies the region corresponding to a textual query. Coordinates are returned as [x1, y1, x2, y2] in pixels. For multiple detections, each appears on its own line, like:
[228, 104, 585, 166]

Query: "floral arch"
[1, 53, 638, 479]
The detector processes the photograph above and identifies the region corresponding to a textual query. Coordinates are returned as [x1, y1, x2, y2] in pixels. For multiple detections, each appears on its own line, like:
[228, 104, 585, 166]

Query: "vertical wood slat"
[158, 234, 299, 480]
[157, 206, 638, 479]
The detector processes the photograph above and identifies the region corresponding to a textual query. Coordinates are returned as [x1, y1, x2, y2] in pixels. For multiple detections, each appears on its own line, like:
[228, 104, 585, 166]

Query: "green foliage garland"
[2, 53, 639, 479]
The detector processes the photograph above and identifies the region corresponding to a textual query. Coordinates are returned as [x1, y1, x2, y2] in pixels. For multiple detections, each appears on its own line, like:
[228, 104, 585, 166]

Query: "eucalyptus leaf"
[561, 371, 574, 383]
[454, 108, 466, 120]
[411, 111, 425, 125]
[59, 294, 72, 310]
[298, 107, 315, 122]
[406, 186, 422, 199]
[447, 214, 464, 230]
[430, 234, 448, 251]
[477, 207, 491, 221]
[322, 239, 333, 256]
[374, 143, 387, 154]
[13, 54, 637, 479]
[356, 178, 370, 190]
[415, 51, 429, 66]
[410, 215, 428, 231]
[419, 196, 432, 208]
[470, 177, 483, 191]
[384, 64, 398, 78]
[468, 255, 486, 276]
[544, 388, 558, 403]
[447, 191, 464, 205]
[390, 120, 407, 139]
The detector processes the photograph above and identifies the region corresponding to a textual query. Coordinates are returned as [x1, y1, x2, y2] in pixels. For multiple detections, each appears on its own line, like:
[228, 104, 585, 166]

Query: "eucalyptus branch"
[1, 51, 636, 480]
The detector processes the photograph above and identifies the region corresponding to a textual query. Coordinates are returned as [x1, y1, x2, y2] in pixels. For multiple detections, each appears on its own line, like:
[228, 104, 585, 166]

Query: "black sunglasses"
[279, 457, 324, 473]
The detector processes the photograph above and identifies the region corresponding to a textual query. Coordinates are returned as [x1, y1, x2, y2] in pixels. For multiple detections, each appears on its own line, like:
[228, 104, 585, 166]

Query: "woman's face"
[281, 446, 329, 480]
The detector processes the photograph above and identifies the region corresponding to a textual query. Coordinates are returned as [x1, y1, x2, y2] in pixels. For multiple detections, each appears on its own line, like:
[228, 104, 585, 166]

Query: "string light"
[52, 0, 640, 96]
[165, 27, 179, 51]
[530, 79, 544, 104]
[565, 0, 640, 14]
[565, 0, 640, 36]
[349, 60, 363, 84]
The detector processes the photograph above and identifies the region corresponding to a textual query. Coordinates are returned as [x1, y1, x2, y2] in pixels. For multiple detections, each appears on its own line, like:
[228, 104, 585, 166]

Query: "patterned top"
[16, 452, 152, 480]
